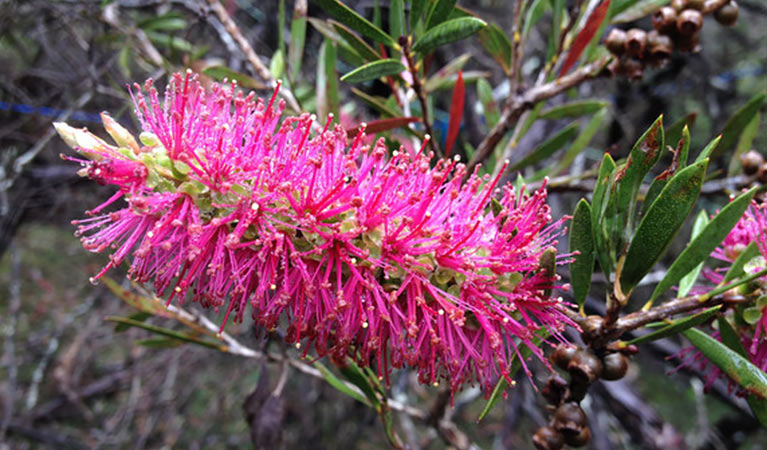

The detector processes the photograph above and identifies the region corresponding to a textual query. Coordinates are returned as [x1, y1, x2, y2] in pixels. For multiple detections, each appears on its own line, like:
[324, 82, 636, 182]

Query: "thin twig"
[404, 41, 440, 156]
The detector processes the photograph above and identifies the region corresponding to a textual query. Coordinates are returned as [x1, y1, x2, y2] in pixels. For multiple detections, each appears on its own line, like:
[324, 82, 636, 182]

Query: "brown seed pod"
[714, 1, 739, 26]
[533, 426, 565, 450]
[568, 349, 604, 385]
[625, 28, 648, 58]
[621, 58, 645, 80]
[647, 30, 674, 64]
[758, 163, 767, 184]
[671, 0, 688, 12]
[601, 352, 629, 380]
[553, 402, 589, 436]
[677, 9, 703, 36]
[567, 380, 588, 402]
[676, 31, 701, 53]
[605, 28, 627, 55]
[542, 374, 569, 405]
[653, 6, 678, 33]
[581, 315, 603, 342]
[564, 426, 592, 447]
[741, 150, 764, 175]
[550, 344, 578, 371]
[686, 0, 705, 10]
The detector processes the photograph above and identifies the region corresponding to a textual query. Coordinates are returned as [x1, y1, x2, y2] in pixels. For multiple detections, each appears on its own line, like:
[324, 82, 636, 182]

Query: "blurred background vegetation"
[0, 0, 766, 448]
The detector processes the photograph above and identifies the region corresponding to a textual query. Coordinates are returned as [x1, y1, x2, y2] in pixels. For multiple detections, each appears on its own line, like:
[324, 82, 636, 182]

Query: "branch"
[404, 41, 440, 156]
[467, 57, 609, 175]
[203, 0, 301, 113]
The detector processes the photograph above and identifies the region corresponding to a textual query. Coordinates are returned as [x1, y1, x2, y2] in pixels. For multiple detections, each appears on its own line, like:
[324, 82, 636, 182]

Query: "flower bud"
[647, 30, 674, 63]
[601, 352, 629, 380]
[568, 348, 603, 385]
[625, 28, 648, 58]
[533, 426, 564, 450]
[714, 1, 739, 26]
[563, 426, 592, 447]
[551, 344, 578, 370]
[653, 6, 678, 33]
[758, 163, 767, 184]
[686, 0, 705, 10]
[671, 0, 688, 12]
[101, 113, 139, 153]
[677, 9, 703, 36]
[741, 150, 764, 175]
[553, 402, 589, 436]
[542, 374, 569, 405]
[605, 28, 627, 55]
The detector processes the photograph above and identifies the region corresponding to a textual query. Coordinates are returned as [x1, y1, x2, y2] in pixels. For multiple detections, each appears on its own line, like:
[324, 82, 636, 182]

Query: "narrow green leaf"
[553, 107, 607, 175]
[136, 337, 185, 348]
[339, 361, 381, 406]
[410, 0, 427, 30]
[202, 66, 262, 89]
[278, 0, 286, 54]
[683, 328, 767, 399]
[477, 78, 500, 128]
[389, 0, 405, 39]
[649, 186, 757, 302]
[713, 92, 766, 158]
[424, 53, 471, 88]
[477, 22, 512, 74]
[540, 100, 609, 120]
[677, 124, 692, 170]
[728, 111, 761, 176]
[314, 361, 372, 406]
[351, 87, 401, 117]
[105, 316, 222, 350]
[412, 17, 487, 54]
[570, 199, 595, 309]
[270, 48, 285, 80]
[478, 330, 550, 422]
[145, 31, 192, 52]
[626, 305, 722, 346]
[722, 242, 761, 285]
[547, 0, 565, 61]
[523, 0, 550, 37]
[115, 311, 153, 332]
[611, 0, 670, 24]
[289, 2, 308, 80]
[317, 39, 338, 123]
[508, 122, 579, 172]
[677, 210, 709, 298]
[316, 0, 396, 46]
[695, 135, 722, 163]
[665, 114, 697, 158]
[331, 20, 382, 61]
[425, 0, 458, 30]
[341, 58, 405, 83]
[620, 158, 707, 293]
[138, 14, 187, 31]
[592, 153, 617, 275]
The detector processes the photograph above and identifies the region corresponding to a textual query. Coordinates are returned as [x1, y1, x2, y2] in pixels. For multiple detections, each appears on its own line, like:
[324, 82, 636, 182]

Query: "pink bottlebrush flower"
[677, 201, 767, 392]
[55, 71, 575, 396]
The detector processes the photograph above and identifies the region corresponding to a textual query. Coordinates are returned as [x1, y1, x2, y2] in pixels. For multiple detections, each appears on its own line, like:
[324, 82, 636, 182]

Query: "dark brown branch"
[404, 42, 440, 157]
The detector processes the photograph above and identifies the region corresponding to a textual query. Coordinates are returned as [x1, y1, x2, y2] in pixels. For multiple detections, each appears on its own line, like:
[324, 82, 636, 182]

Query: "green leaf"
[424, 53, 471, 89]
[539, 100, 609, 120]
[136, 337, 185, 348]
[477, 330, 550, 422]
[338, 361, 381, 406]
[641, 124, 691, 214]
[683, 328, 767, 399]
[341, 58, 405, 83]
[477, 78, 500, 128]
[508, 122, 579, 172]
[592, 153, 617, 275]
[665, 113, 697, 157]
[718, 318, 767, 429]
[523, 0, 551, 37]
[425, 0, 458, 30]
[728, 111, 761, 176]
[202, 66, 262, 89]
[649, 187, 757, 302]
[412, 17, 487, 54]
[145, 31, 192, 52]
[477, 22, 512, 74]
[316, 0, 396, 47]
[553, 107, 607, 175]
[105, 316, 222, 350]
[331, 20, 382, 62]
[547, 0, 565, 61]
[625, 305, 722, 346]
[611, 0, 670, 24]
[289, 3, 308, 80]
[138, 14, 187, 31]
[389, 0, 405, 39]
[410, 0, 428, 30]
[115, 311, 152, 332]
[677, 210, 709, 298]
[722, 242, 761, 285]
[712, 92, 767, 158]
[314, 361, 372, 406]
[270, 48, 285, 80]
[620, 158, 707, 294]
[317, 38, 339, 123]
[570, 199, 595, 309]
[614, 116, 664, 251]
[351, 87, 401, 117]
[278, 0, 286, 54]
[694, 135, 722, 163]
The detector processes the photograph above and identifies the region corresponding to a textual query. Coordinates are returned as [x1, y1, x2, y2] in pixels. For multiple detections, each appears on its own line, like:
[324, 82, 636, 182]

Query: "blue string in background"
[0, 101, 102, 123]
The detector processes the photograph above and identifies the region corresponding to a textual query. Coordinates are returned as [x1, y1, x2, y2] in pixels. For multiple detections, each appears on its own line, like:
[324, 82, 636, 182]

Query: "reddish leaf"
[445, 71, 465, 157]
[346, 117, 421, 138]
[559, 0, 610, 77]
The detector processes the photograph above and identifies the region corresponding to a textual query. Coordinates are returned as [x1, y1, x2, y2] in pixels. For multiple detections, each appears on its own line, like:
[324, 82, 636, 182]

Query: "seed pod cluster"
[534, 342, 632, 449]
[740, 150, 767, 182]
[604, 0, 739, 79]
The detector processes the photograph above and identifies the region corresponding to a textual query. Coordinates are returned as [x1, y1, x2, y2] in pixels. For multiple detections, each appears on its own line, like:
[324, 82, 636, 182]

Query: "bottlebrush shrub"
[54, 71, 575, 395]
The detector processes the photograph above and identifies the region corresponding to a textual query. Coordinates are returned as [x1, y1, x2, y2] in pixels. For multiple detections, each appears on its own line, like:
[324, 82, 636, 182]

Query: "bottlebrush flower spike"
[55, 71, 575, 395]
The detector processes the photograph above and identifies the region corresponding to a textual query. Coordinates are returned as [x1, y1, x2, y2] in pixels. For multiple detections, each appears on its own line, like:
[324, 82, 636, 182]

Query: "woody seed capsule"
[625, 28, 648, 58]
[568, 348, 603, 384]
[551, 344, 579, 370]
[653, 6, 678, 33]
[605, 28, 627, 55]
[671, 0, 688, 12]
[686, 0, 704, 10]
[677, 9, 703, 36]
[714, 1, 739, 26]
[601, 352, 629, 380]
[533, 426, 565, 450]
[741, 150, 764, 175]
[648, 30, 674, 63]
[564, 426, 592, 447]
